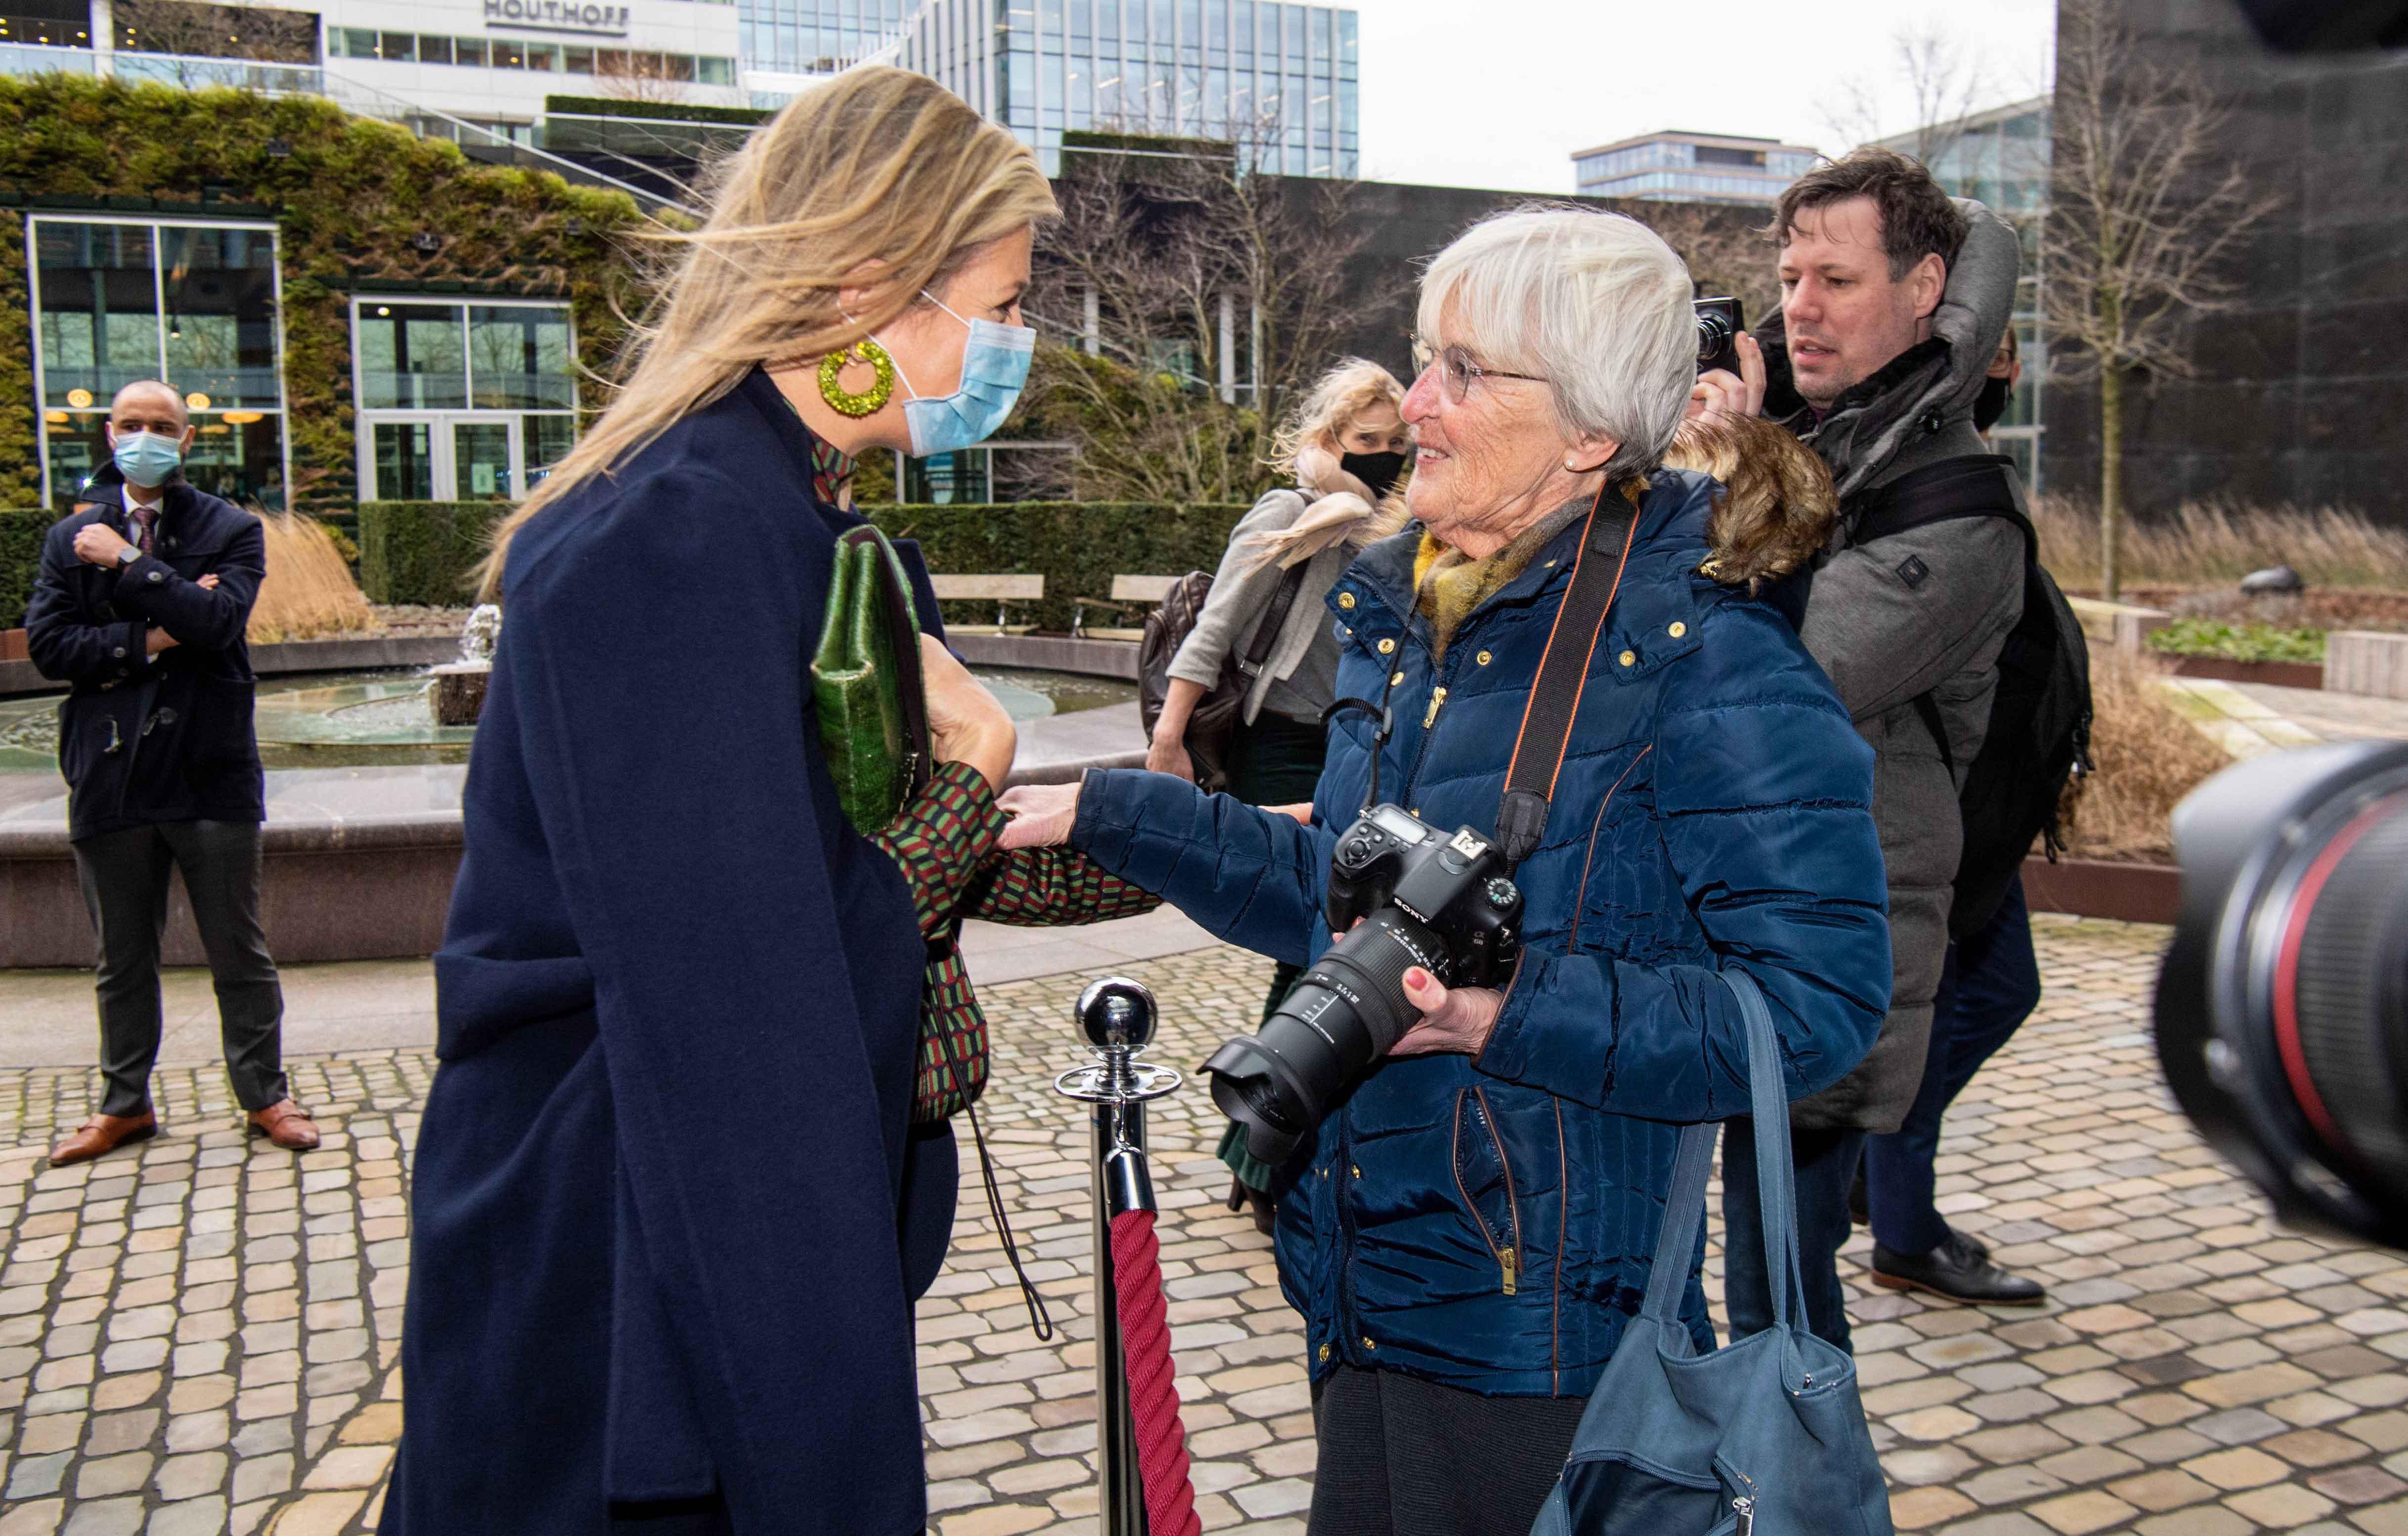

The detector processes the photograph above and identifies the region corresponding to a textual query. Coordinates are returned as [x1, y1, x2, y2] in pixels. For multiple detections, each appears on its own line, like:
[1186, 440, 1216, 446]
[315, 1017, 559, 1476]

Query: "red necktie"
[131, 505, 157, 554]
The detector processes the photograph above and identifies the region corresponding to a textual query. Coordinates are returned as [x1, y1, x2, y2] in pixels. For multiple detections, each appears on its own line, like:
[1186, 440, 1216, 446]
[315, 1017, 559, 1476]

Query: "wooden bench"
[930, 573, 1045, 634]
[1072, 574, 1180, 641]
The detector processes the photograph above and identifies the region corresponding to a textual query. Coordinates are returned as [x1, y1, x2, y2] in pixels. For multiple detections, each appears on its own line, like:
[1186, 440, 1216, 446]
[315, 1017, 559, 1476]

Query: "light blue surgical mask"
[884, 294, 1034, 457]
[111, 430, 183, 489]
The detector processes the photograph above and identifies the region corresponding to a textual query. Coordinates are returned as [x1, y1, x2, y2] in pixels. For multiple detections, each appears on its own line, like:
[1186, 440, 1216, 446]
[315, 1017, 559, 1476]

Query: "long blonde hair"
[1267, 356, 1405, 481]
[480, 68, 1059, 595]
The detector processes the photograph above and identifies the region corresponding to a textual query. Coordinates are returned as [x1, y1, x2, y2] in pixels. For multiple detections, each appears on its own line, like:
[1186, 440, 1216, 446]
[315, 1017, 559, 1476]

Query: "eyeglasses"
[1410, 334, 1549, 405]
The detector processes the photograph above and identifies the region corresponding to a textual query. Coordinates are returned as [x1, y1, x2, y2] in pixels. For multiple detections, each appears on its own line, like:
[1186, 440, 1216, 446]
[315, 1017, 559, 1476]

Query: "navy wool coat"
[385, 370, 956, 1535]
[1071, 471, 1893, 1398]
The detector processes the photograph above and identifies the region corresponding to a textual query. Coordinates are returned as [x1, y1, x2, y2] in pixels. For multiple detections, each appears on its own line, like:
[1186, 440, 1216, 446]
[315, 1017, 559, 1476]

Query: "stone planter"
[2161, 655, 2324, 689]
[2021, 855, 2181, 925]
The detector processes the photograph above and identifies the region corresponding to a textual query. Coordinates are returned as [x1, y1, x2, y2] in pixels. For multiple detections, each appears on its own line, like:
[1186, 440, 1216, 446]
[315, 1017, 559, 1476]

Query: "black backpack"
[1851, 456, 2094, 941]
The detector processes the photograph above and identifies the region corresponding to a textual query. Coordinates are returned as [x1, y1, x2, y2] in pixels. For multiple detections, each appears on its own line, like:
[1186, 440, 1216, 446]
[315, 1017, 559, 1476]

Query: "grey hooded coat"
[1756, 198, 2029, 1134]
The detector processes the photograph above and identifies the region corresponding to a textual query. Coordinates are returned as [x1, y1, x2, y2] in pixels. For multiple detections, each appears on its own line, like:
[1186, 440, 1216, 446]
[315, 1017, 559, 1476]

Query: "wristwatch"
[115, 543, 140, 568]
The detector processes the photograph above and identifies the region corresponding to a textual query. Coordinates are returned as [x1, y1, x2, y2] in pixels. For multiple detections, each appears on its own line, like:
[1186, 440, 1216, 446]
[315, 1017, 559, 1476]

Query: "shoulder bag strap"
[1494, 478, 1643, 868]
[1236, 560, 1316, 680]
[1638, 969, 1811, 1341]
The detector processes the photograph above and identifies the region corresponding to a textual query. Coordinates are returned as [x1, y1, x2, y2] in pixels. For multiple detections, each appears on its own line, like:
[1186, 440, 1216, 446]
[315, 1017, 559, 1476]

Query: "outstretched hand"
[997, 780, 1080, 849]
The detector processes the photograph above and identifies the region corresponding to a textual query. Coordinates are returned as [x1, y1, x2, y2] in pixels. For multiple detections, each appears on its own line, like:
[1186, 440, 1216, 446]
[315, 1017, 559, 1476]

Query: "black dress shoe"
[1871, 1229, 2046, 1306]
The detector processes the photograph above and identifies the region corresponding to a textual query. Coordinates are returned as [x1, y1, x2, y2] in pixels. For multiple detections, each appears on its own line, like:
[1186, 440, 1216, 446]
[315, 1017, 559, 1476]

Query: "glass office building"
[29, 215, 290, 510]
[895, 0, 1359, 176]
[1572, 131, 1818, 207]
[738, 0, 906, 75]
[1881, 96, 2051, 489]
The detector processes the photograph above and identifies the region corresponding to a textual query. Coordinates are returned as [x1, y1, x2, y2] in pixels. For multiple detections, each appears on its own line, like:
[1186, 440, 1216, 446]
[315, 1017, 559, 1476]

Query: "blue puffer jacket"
[1071, 469, 1892, 1399]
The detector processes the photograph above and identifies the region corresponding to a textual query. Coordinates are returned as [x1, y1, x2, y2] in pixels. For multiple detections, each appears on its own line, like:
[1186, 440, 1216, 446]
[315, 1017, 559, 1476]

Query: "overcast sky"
[1350, 0, 2059, 193]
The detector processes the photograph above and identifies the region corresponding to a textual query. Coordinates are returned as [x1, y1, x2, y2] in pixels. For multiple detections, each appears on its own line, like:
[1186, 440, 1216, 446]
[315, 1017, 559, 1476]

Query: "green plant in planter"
[2146, 617, 2328, 664]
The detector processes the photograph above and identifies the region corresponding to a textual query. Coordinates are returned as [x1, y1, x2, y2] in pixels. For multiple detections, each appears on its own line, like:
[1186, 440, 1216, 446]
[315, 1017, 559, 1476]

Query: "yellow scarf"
[1413, 498, 1593, 666]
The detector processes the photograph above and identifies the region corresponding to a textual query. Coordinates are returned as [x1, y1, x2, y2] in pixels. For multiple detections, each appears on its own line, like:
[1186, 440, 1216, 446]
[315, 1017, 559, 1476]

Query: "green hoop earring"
[818, 340, 896, 418]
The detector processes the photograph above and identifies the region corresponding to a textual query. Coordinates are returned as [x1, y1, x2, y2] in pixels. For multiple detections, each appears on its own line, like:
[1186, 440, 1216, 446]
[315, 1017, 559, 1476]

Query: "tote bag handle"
[1636, 969, 1812, 1349]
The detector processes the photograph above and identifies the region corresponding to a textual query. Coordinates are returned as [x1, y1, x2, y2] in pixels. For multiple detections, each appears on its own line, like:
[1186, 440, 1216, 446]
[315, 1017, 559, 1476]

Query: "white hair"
[1416, 205, 1695, 478]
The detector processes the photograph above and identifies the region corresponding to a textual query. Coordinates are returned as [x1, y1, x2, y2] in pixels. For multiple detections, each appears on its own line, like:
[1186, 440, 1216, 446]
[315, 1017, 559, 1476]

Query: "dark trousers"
[1720, 1120, 1867, 1354]
[72, 819, 287, 1117]
[1866, 877, 2042, 1257]
[1308, 1364, 1585, 1536]
[1224, 709, 1330, 1024]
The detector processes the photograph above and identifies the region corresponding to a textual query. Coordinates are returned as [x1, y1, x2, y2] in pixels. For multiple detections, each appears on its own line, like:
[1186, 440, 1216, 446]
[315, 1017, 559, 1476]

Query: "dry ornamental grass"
[2057, 647, 2232, 864]
[2032, 496, 2408, 592]
[247, 513, 375, 644]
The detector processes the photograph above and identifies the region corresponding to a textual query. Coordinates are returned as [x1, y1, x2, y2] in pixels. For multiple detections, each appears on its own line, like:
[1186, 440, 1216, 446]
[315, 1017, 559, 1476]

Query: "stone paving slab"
[1, 915, 2405, 1535]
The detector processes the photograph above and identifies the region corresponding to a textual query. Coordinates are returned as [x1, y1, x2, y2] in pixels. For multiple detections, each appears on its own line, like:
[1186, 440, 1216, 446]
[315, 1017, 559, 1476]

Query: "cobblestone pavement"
[3, 915, 2408, 1535]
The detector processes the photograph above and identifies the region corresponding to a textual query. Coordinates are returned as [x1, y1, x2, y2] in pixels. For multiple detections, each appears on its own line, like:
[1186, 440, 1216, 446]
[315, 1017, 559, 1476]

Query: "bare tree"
[1626, 201, 1778, 326]
[115, 0, 314, 79]
[2044, 0, 2278, 598]
[1020, 117, 1369, 504]
[1821, 22, 1993, 160]
[592, 49, 692, 107]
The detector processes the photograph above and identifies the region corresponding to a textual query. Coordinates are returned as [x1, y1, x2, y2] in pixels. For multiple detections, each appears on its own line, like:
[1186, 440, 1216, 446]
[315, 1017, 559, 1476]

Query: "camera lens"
[2156, 740, 2408, 1248]
[1206, 908, 1444, 1165]
[1695, 311, 1734, 366]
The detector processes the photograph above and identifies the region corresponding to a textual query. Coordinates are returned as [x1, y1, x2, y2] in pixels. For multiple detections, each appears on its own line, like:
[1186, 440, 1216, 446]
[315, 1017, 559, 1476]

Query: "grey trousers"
[72, 819, 288, 1117]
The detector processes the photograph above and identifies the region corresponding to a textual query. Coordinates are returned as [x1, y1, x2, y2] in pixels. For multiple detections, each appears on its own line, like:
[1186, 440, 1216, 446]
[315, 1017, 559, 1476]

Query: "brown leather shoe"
[247, 1099, 320, 1151]
[48, 1111, 158, 1167]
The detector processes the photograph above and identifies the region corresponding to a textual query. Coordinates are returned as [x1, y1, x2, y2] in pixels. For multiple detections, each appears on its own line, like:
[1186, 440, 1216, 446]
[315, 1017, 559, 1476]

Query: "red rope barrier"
[1109, 1208, 1203, 1536]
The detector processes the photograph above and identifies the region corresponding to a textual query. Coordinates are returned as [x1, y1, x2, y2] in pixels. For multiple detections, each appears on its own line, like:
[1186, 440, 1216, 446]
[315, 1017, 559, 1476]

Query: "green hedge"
[863, 501, 1252, 634]
[358, 501, 507, 606]
[0, 507, 48, 630]
[544, 93, 770, 127]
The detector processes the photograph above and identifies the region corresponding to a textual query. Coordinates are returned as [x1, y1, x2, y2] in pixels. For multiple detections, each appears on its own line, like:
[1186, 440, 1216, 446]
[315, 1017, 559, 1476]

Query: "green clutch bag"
[812, 525, 931, 837]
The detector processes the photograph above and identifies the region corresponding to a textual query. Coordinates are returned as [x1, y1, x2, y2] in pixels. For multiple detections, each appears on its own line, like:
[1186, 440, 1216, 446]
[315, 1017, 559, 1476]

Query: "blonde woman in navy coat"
[387, 71, 1056, 1536]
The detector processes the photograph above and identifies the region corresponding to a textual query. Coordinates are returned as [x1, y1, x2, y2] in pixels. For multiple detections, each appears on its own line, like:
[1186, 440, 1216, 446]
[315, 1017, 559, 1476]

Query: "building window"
[351, 298, 579, 502]
[28, 216, 288, 512]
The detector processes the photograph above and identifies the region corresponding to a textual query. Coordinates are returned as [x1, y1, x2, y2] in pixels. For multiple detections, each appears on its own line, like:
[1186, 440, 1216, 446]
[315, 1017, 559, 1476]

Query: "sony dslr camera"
[1204, 804, 1524, 1164]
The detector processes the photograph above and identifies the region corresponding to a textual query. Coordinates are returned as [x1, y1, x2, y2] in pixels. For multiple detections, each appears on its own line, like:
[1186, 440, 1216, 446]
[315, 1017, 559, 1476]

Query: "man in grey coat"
[1694, 148, 2033, 1349]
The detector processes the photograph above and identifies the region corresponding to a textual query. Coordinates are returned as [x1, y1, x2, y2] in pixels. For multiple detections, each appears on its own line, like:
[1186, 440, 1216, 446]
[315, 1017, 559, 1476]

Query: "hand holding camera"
[1205, 803, 1524, 1163]
[1687, 296, 1767, 425]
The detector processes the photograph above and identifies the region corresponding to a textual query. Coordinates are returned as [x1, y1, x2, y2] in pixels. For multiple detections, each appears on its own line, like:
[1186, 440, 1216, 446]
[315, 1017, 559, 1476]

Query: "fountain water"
[428, 605, 501, 727]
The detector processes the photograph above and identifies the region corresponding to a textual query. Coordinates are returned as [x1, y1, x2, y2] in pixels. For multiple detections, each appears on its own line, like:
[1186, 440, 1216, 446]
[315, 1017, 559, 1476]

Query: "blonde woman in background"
[1145, 358, 1409, 1224]
[386, 71, 1054, 1536]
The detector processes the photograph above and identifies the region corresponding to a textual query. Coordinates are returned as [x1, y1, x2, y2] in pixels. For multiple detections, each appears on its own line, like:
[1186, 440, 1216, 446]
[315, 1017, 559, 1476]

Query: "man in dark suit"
[24, 379, 317, 1166]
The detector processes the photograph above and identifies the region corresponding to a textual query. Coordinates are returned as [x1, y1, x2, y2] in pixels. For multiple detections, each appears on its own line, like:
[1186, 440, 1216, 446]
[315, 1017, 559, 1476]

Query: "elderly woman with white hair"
[1002, 207, 1891, 1534]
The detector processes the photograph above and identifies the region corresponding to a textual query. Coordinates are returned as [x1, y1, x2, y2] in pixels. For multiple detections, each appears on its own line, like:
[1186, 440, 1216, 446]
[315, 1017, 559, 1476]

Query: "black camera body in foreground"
[2156, 740, 2408, 1250]
[1206, 805, 1524, 1165]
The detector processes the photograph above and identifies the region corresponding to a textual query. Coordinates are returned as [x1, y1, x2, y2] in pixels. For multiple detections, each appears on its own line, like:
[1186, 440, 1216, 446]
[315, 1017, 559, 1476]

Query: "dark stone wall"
[2043, 0, 2408, 523]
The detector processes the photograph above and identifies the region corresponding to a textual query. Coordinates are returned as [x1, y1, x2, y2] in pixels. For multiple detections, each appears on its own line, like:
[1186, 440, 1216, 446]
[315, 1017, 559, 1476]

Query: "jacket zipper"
[1452, 1091, 1523, 1294]
[1422, 685, 1448, 730]
[1473, 1087, 1524, 1289]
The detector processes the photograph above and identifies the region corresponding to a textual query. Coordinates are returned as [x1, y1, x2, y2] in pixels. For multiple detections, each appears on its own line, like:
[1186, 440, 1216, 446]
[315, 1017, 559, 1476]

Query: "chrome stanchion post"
[1056, 977, 1182, 1536]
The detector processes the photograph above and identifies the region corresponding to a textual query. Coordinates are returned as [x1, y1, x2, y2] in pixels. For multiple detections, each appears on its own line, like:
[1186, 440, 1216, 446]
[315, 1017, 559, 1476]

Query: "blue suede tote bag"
[1529, 970, 1893, 1536]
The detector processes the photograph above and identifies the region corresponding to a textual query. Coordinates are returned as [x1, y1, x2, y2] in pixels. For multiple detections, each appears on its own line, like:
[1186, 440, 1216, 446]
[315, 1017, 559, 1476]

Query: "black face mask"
[1973, 374, 2013, 434]
[1339, 450, 1407, 500]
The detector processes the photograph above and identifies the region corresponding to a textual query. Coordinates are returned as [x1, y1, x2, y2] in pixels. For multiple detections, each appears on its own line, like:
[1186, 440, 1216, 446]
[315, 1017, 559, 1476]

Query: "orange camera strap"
[1495, 478, 1643, 869]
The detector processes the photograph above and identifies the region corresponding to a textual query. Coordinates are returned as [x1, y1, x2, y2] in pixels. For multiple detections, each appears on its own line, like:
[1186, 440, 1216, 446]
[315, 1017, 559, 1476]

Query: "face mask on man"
[112, 430, 184, 489]
[883, 293, 1035, 458]
[1339, 450, 1407, 500]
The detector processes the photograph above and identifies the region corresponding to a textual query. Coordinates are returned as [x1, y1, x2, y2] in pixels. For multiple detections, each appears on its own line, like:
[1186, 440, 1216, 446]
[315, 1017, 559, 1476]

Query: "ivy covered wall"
[0, 74, 650, 513]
